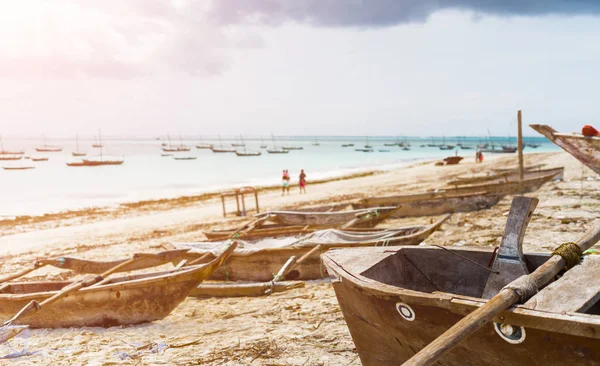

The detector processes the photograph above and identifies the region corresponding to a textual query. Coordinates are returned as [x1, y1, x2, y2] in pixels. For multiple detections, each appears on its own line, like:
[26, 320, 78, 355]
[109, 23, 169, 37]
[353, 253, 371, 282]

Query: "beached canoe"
[0, 245, 235, 328]
[323, 245, 600, 365]
[258, 206, 399, 227]
[323, 197, 600, 365]
[530, 124, 600, 175]
[352, 171, 558, 217]
[447, 166, 564, 186]
[170, 215, 449, 282]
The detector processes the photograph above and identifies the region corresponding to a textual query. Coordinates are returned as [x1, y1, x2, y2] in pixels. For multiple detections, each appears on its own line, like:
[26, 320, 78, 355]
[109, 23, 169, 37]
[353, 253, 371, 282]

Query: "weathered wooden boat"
[171, 215, 448, 282]
[236, 151, 262, 157]
[0, 136, 24, 156]
[31, 157, 49, 162]
[443, 156, 463, 165]
[259, 206, 399, 227]
[190, 281, 305, 298]
[67, 157, 124, 167]
[211, 146, 236, 153]
[448, 166, 563, 186]
[36, 135, 62, 152]
[267, 148, 289, 154]
[0, 245, 235, 328]
[196, 143, 213, 149]
[352, 171, 557, 217]
[72, 134, 86, 157]
[323, 197, 600, 365]
[492, 163, 546, 174]
[2, 166, 35, 170]
[0, 155, 22, 161]
[531, 124, 600, 175]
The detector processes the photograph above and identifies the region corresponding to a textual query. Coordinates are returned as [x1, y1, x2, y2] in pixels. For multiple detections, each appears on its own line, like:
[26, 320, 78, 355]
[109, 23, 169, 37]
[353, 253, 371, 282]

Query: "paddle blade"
[0, 325, 28, 344]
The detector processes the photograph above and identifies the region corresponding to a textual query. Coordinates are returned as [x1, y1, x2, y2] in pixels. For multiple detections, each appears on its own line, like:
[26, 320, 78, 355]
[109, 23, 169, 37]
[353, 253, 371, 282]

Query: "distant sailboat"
[267, 134, 289, 154]
[72, 135, 87, 157]
[92, 130, 104, 148]
[68, 139, 124, 166]
[0, 135, 24, 155]
[364, 136, 372, 149]
[163, 134, 191, 152]
[36, 135, 63, 152]
[211, 135, 236, 153]
[313, 137, 320, 146]
[0, 136, 23, 160]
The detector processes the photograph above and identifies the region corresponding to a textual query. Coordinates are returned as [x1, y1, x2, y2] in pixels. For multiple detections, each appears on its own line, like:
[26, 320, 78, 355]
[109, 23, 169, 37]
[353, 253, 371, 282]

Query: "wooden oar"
[0, 256, 141, 343]
[404, 220, 600, 366]
[0, 262, 46, 285]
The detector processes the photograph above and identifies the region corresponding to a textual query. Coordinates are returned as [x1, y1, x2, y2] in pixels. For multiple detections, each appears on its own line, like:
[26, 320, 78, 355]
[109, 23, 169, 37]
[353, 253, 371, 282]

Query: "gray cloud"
[209, 0, 600, 27]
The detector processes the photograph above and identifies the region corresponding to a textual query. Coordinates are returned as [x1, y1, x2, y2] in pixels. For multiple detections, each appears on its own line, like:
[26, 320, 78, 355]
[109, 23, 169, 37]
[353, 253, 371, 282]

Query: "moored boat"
[36, 135, 62, 152]
[448, 166, 563, 186]
[2, 166, 35, 170]
[530, 124, 600, 175]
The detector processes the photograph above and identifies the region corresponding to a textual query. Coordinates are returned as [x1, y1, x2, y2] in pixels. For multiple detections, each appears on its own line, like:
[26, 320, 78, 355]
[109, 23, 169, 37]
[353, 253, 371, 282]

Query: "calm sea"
[0, 136, 558, 218]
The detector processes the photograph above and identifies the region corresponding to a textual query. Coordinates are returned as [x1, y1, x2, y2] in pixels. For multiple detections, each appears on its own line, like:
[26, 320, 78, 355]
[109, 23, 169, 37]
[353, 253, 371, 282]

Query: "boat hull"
[323, 247, 600, 365]
[173, 217, 447, 282]
[263, 207, 398, 227]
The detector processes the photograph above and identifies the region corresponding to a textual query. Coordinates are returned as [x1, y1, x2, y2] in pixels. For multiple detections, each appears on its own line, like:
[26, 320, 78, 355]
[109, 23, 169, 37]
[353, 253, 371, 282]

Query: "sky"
[1, 1, 600, 137]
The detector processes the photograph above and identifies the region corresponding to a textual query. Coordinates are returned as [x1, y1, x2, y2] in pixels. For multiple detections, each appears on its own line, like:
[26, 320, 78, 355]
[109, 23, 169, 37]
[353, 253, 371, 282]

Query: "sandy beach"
[1, 150, 599, 365]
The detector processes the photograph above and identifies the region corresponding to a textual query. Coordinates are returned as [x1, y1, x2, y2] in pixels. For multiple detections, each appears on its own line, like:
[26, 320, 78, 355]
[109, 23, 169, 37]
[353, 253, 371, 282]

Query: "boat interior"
[359, 246, 600, 315]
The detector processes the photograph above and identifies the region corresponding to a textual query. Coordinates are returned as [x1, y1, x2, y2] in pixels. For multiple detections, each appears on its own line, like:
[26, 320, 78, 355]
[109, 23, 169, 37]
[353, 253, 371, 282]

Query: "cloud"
[0, 0, 262, 80]
[209, 0, 600, 27]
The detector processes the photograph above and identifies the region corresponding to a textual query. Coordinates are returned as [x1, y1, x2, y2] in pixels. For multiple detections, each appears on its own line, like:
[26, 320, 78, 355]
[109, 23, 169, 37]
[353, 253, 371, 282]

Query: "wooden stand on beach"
[220, 186, 259, 217]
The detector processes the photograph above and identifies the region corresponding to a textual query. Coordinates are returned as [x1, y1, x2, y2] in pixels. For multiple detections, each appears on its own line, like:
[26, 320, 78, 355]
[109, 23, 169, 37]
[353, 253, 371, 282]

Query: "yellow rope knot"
[552, 242, 582, 270]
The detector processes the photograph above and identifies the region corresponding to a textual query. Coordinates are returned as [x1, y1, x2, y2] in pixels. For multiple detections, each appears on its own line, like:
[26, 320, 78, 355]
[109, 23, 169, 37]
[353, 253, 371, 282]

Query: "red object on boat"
[582, 125, 600, 137]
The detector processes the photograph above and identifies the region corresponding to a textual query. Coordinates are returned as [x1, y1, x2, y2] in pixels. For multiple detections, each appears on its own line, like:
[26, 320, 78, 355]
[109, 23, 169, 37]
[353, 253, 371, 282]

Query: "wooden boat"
[36, 135, 62, 152]
[260, 207, 400, 227]
[92, 129, 104, 148]
[2, 166, 34, 170]
[352, 172, 558, 217]
[72, 134, 86, 156]
[493, 163, 546, 174]
[173, 156, 197, 160]
[162, 134, 190, 152]
[0, 155, 22, 161]
[282, 146, 303, 150]
[379, 149, 391, 152]
[0, 244, 235, 328]
[448, 167, 563, 186]
[211, 146, 236, 153]
[322, 197, 600, 365]
[0, 135, 24, 155]
[196, 143, 213, 149]
[443, 156, 463, 165]
[481, 146, 516, 154]
[172, 215, 448, 282]
[190, 281, 305, 298]
[236, 151, 261, 156]
[355, 148, 374, 152]
[31, 157, 49, 162]
[342, 143, 354, 147]
[531, 124, 600, 175]
[267, 148, 289, 154]
[67, 157, 124, 167]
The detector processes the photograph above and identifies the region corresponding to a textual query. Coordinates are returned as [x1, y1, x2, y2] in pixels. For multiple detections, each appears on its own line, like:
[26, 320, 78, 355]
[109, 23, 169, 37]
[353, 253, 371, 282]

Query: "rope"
[552, 242, 582, 270]
[432, 245, 499, 274]
[503, 275, 538, 303]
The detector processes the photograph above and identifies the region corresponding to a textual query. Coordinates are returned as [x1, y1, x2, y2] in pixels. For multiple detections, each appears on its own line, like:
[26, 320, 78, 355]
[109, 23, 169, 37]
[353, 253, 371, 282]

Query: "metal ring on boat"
[493, 322, 526, 344]
[395, 302, 415, 321]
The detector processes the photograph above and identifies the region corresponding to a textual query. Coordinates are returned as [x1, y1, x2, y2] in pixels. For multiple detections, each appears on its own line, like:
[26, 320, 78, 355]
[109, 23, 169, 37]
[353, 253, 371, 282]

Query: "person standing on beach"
[282, 169, 290, 195]
[299, 169, 307, 194]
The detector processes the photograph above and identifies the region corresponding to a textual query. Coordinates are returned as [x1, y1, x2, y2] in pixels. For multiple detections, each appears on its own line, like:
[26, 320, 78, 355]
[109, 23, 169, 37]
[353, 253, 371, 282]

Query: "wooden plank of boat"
[171, 215, 449, 282]
[448, 167, 564, 186]
[260, 206, 399, 227]
[189, 281, 305, 298]
[0, 244, 236, 329]
[530, 124, 600, 175]
[493, 163, 546, 174]
[322, 244, 600, 365]
[524, 256, 600, 313]
[352, 172, 558, 217]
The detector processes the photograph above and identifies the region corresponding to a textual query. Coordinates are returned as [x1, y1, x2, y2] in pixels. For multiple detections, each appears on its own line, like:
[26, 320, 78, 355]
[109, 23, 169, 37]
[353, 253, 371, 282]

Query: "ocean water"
[0, 136, 559, 217]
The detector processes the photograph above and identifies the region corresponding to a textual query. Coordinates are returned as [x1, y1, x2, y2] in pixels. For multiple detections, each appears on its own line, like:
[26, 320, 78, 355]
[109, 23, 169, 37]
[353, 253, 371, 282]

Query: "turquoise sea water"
[0, 136, 558, 217]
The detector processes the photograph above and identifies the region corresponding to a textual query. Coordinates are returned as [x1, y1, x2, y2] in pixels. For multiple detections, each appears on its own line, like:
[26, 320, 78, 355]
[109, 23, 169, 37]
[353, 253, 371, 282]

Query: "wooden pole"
[517, 110, 524, 182]
[241, 193, 246, 216]
[254, 191, 259, 213]
[221, 196, 226, 217]
[235, 194, 240, 216]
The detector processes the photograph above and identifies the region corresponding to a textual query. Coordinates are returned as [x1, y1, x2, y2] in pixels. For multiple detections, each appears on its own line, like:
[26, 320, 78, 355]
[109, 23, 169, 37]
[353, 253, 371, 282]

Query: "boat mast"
[271, 133, 277, 149]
